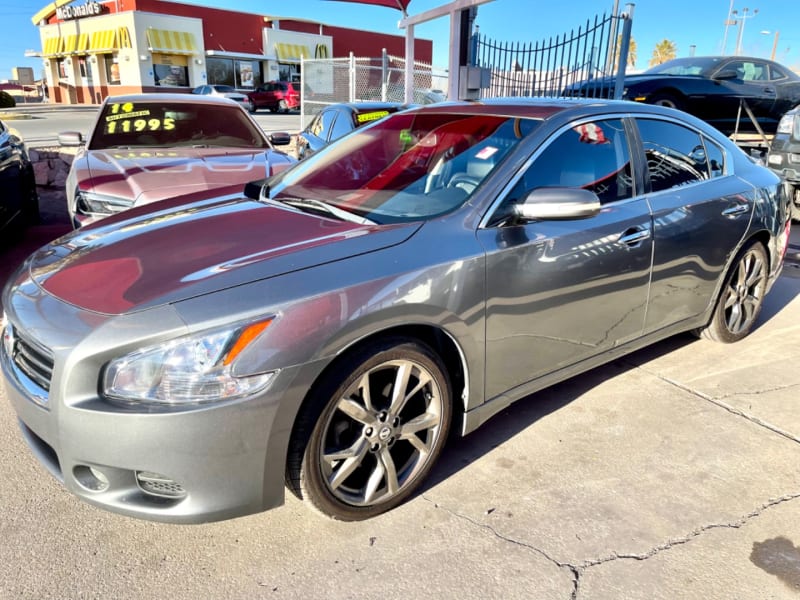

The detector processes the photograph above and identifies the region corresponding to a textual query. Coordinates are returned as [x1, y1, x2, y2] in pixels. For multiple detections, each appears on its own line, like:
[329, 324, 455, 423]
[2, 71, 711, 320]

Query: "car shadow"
[420, 269, 800, 497]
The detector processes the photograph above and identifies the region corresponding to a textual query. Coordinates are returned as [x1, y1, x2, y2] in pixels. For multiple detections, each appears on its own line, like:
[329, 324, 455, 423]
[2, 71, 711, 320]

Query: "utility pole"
[734, 7, 758, 56]
[721, 0, 736, 54]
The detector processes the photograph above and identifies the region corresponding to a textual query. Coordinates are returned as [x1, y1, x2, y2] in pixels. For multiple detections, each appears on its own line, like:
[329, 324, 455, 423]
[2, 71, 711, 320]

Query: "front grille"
[11, 328, 54, 392]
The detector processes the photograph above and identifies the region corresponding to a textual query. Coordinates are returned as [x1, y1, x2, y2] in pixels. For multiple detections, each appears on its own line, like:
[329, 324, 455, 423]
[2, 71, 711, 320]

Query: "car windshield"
[269, 111, 540, 224]
[213, 85, 236, 93]
[88, 100, 270, 150]
[644, 57, 725, 76]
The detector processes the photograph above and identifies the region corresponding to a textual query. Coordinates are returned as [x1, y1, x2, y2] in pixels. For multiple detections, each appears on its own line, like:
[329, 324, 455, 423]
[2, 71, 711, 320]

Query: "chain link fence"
[301, 51, 447, 128]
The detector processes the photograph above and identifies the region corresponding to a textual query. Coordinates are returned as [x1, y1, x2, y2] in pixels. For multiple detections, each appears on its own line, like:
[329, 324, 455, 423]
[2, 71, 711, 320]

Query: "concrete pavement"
[1, 203, 799, 598]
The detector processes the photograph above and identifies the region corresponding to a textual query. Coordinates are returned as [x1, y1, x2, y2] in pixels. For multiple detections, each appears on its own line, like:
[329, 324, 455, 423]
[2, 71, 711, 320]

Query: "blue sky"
[1, 0, 799, 81]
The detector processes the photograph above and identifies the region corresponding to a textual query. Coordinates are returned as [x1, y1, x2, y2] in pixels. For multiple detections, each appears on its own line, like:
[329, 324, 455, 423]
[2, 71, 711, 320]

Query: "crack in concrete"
[578, 493, 800, 571]
[423, 492, 800, 599]
[626, 363, 800, 445]
[419, 495, 582, 599]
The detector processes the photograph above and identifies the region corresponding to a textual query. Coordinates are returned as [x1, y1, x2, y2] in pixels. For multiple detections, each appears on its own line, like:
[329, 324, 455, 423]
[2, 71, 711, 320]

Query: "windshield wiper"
[276, 197, 376, 225]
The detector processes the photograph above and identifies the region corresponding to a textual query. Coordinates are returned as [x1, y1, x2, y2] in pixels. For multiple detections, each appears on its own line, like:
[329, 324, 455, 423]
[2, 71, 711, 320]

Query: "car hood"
[30, 197, 420, 315]
[77, 147, 292, 205]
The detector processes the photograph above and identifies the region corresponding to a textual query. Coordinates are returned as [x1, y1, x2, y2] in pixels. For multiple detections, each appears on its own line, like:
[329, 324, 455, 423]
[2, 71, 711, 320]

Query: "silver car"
[1, 99, 791, 523]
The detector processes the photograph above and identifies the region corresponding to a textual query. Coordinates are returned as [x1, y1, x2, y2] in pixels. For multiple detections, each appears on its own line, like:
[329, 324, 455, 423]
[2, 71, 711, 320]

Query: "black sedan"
[0, 119, 38, 242]
[297, 102, 409, 159]
[569, 56, 800, 135]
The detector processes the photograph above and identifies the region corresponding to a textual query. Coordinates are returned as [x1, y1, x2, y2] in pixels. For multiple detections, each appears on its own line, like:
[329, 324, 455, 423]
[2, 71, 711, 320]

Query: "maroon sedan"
[59, 93, 294, 228]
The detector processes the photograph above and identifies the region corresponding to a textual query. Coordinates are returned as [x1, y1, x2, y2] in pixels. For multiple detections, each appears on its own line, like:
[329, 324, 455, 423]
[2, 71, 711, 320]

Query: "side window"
[329, 110, 354, 141]
[488, 119, 632, 225]
[318, 110, 338, 140]
[768, 65, 787, 81]
[703, 136, 726, 178]
[637, 119, 709, 192]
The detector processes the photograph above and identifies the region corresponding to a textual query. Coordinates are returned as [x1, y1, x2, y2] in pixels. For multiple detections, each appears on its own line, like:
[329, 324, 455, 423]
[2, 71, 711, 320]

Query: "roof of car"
[404, 97, 634, 120]
[101, 93, 240, 106]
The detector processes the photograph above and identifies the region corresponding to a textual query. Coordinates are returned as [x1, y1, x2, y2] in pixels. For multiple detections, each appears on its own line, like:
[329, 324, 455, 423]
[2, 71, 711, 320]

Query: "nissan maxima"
[1, 99, 791, 523]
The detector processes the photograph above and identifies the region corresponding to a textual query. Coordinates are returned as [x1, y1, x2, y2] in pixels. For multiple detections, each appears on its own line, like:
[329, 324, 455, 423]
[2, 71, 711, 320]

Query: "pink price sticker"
[475, 146, 498, 160]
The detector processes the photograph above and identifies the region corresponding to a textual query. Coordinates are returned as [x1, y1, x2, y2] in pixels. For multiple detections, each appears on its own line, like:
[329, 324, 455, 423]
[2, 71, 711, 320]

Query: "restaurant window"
[207, 57, 234, 86]
[104, 54, 120, 85]
[153, 54, 189, 87]
[57, 58, 68, 80]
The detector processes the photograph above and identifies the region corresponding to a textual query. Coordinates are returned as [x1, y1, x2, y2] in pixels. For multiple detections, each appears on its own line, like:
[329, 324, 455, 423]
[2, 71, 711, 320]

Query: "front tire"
[696, 242, 768, 343]
[648, 92, 685, 111]
[248, 99, 257, 114]
[287, 338, 452, 520]
[278, 99, 288, 114]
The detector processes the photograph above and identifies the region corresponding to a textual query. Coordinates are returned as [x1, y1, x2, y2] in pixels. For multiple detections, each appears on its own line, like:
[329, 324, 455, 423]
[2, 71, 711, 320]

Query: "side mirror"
[713, 69, 739, 81]
[515, 187, 601, 221]
[243, 178, 270, 200]
[269, 132, 292, 146]
[58, 131, 84, 147]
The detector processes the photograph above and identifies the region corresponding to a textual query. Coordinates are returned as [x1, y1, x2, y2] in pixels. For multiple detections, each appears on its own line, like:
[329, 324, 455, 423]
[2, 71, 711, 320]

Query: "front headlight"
[103, 318, 275, 406]
[75, 189, 134, 216]
[776, 114, 794, 135]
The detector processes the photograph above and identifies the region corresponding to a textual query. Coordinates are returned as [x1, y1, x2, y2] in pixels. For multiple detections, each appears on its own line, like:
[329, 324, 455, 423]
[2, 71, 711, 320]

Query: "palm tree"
[649, 40, 677, 67]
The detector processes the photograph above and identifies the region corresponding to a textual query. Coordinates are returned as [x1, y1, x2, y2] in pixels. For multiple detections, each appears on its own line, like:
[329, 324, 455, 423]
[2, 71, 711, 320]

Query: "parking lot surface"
[1, 193, 799, 599]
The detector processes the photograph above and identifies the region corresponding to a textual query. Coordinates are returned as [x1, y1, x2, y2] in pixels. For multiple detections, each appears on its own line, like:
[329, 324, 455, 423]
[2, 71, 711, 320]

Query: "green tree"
[649, 39, 677, 67]
[614, 34, 637, 71]
[0, 90, 16, 108]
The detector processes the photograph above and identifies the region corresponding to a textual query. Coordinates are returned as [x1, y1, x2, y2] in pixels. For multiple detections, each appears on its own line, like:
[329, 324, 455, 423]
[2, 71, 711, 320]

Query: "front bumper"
[1, 274, 301, 523]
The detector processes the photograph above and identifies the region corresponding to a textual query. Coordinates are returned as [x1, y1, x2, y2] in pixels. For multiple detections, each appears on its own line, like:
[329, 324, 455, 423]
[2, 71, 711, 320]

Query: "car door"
[633, 117, 753, 334]
[477, 117, 653, 400]
[714, 59, 777, 128]
[766, 63, 800, 123]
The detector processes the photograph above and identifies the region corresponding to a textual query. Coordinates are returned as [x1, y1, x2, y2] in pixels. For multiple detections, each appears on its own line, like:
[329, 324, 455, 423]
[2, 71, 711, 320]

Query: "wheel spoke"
[357, 372, 375, 413]
[337, 397, 372, 425]
[404, 432, 432, 456]
[390, 365, 432, 416]
[728, 302, 744, 333]
[388, 362, 413, 414]
[363, 459, 386, 504]
[745, 260, 764, 288]
[723, 287, 737, 310]
[400, 411, 440, 436]
[378, 448, 399, 495]
[326, 438, 368, 491]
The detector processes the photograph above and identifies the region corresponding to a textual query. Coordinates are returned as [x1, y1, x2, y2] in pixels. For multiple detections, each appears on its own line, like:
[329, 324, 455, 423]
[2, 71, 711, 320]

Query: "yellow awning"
[89, 29, 118, 53]
[42, 36, 63, 57]
[146, 29, 197, 54]
[76, 32, 89, 53]
[62, 34, 78, 53]
[275, 43, 311, 61]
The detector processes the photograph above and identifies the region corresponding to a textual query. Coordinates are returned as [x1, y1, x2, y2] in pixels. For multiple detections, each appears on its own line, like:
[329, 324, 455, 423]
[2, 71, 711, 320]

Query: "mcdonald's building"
[32, 0, 433, 105]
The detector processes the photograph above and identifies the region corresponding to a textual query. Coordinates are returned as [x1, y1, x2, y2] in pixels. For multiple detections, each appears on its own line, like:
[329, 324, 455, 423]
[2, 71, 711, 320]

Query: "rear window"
[89, 100, 270, 150]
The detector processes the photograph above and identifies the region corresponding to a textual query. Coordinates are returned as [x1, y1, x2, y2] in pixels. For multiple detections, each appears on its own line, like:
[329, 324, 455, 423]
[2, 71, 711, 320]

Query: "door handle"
[763, 87, 777, 95]
[618, 227, 651, 247]
[722, 204, 749, 217]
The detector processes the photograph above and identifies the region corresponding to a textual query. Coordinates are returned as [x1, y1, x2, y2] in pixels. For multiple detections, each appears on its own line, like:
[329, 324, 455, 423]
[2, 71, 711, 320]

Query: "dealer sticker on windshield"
[104, 102, 176, 134]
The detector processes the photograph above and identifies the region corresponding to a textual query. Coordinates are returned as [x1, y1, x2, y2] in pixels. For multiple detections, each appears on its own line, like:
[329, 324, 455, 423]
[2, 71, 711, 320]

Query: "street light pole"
[734, 7, 758, 56]
[721, 0, 736, 54]
[760, 30, 780, 60]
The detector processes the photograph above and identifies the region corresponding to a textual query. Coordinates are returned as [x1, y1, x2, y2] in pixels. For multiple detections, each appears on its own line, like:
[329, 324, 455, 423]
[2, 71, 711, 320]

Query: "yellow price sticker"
[104, 117, 176, 135]
[355, 110, 390, 124]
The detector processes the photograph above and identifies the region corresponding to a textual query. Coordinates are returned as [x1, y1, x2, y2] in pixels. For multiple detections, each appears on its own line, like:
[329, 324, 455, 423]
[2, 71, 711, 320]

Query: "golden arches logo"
[314, 44, 329, 59]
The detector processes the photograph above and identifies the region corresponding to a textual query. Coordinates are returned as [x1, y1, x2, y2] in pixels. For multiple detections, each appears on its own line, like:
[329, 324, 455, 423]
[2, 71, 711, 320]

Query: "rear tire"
[695, 241, 768, 343]
[278, 99, 288, 114]
[287, 337, 452, 520]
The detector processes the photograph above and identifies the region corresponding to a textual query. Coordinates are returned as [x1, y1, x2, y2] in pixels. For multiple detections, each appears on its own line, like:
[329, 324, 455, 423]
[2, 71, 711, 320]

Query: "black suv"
[767, 105, 800, 221]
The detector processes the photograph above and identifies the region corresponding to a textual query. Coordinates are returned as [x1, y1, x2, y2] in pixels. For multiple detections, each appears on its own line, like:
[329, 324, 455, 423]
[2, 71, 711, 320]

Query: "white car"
[191, 84, 249, 109]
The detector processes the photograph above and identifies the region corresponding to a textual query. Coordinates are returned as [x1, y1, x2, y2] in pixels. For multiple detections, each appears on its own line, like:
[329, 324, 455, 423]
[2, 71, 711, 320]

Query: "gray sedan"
[1, 99, 791, 523]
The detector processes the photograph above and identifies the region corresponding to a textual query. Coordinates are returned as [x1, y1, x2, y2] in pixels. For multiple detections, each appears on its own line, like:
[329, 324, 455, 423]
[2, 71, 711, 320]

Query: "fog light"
[136, 471, 186, 499]
[73, 465, 110, 492]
